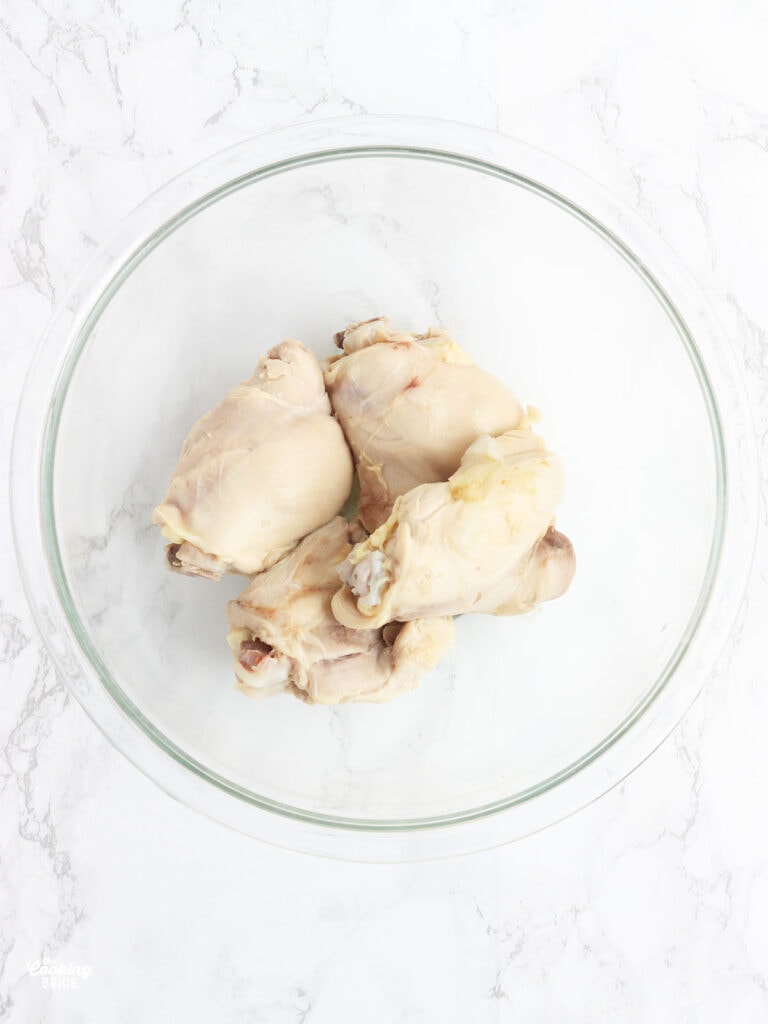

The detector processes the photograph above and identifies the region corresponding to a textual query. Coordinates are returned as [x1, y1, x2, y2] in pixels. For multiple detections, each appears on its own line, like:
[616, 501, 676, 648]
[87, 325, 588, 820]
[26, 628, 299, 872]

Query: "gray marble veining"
[2, 1, 768, 1020]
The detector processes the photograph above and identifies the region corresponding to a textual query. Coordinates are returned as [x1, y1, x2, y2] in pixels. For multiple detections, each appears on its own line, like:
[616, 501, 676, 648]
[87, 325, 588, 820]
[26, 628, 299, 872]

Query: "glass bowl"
[11, 116, 758, 860]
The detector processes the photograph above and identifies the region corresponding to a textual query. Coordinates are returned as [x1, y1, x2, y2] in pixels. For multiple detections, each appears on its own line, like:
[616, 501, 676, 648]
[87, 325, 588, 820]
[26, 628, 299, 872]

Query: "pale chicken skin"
[323, 318, 525, 531]
[332, 429, 575, 629]
[153, 340, 353, 579]
[227, 517, 455, 704]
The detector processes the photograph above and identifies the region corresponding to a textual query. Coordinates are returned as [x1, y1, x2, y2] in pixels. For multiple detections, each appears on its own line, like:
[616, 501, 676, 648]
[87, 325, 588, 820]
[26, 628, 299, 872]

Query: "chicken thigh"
[323, 318, 525, 531]
[227, 517, 455, 704]
[153, 340, 354, 579]
[332, 429, 575, 628]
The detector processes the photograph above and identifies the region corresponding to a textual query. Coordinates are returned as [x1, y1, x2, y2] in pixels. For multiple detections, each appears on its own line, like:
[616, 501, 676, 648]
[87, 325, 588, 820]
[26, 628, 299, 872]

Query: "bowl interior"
[48, 151, 720, 826]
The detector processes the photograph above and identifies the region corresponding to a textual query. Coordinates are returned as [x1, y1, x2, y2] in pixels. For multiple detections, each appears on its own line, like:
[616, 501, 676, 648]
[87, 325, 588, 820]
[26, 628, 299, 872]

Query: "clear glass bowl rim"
[11, 115, 759, 861]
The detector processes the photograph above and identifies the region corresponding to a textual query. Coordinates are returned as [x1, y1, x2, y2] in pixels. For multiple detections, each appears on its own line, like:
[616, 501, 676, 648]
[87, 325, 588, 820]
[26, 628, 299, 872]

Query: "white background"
[2, 2, 768, 1021]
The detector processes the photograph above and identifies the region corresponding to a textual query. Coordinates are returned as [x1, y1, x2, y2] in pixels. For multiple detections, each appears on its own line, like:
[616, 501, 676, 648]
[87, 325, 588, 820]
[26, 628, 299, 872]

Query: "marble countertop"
[2, 2, 767, 1020]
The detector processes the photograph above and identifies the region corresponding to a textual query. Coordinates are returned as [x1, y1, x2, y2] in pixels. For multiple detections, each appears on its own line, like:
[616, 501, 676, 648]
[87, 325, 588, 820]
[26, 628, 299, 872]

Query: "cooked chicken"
[323, 318, 525, 531]
[153, 341, 354, 579]
[332, 429, 575, 628]
[227, 517, 455, 704]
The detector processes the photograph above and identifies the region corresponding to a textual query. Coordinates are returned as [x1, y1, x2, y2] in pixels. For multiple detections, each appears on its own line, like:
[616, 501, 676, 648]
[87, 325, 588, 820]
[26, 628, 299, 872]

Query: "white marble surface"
[2, 1, 768, 1020]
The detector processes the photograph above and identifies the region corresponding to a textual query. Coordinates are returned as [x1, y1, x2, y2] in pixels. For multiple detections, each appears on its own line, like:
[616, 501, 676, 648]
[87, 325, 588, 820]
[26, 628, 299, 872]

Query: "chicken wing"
[227, 517, 455, 704]
[332, 429, 575, 628]
[153, 340, 354, 579]
[323, 318, 525, 531]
